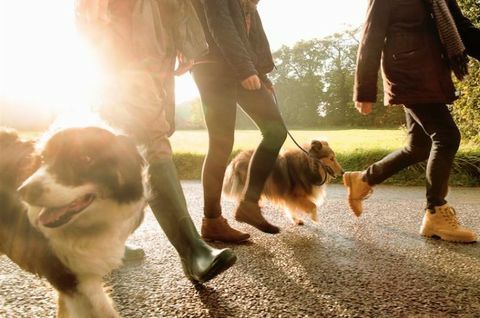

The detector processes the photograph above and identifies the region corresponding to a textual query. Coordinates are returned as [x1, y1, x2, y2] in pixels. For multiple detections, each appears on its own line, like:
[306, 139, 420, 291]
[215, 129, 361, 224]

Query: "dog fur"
[0, 127, 146, 318]
[223, 139, 343, 225]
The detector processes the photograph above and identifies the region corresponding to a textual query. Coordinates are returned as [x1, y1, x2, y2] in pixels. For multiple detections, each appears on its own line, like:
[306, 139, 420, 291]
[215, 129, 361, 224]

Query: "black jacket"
[193, 0, 275, 82]
[354, 0, 480, 106]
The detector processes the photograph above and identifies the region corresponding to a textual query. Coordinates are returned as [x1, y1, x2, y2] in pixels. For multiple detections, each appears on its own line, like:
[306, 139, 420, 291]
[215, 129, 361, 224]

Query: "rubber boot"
[148, 158, 237, 284]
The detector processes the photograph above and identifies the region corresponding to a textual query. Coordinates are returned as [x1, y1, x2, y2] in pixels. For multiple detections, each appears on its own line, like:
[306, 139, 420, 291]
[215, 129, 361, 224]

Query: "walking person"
[344, 0, 480, 242]
[191, 0, 287, 243]
[75, 0, 236, 283]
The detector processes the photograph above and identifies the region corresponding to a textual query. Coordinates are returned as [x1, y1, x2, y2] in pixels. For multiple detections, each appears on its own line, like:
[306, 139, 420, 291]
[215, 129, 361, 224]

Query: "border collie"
[0, 127, 146, 318]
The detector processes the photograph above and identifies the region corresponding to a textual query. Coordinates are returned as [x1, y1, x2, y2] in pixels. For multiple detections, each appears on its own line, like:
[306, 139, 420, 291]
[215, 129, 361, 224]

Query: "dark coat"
[354, 0, 480, 106]
[193, 0, 275, 83]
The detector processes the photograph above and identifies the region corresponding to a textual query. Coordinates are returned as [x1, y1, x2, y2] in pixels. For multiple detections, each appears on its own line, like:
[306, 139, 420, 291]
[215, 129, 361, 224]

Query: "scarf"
[427, 0, 469, 80]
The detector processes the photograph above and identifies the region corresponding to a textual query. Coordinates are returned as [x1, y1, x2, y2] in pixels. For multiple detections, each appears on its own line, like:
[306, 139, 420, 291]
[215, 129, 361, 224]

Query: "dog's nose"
[18, 181, 44, 204]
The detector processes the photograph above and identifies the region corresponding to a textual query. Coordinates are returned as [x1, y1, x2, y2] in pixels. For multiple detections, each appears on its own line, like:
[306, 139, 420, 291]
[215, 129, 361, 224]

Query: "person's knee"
[404, 143, 431, 162]
[432, 127, 461, 153]
[207, 133, 235, 158]
[262, 123, 287, 149]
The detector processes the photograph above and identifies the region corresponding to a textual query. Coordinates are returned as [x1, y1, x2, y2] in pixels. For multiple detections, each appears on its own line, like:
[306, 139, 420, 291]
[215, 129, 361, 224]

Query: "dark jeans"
[192, 63, 287, 218]
[364, 103, 461, 209]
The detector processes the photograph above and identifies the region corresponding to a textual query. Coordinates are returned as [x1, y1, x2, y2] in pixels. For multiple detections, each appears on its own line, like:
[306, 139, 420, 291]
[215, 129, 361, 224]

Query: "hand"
[75, 0, 110, 24]
[241, 75, 262, 90]
[355, 102, 373, 115]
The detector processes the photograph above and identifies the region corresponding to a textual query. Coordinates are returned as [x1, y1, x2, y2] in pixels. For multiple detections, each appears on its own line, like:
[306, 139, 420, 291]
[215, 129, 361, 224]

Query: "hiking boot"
[202, 216, 251, 243]
[420, 204, 477, 243]
[235, 200, 280, 234]
[343, 171, 373, 217]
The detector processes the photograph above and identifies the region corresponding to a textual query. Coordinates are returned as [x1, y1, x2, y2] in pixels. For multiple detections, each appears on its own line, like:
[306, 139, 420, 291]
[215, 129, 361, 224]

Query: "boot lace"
[441, 206, 460, 228]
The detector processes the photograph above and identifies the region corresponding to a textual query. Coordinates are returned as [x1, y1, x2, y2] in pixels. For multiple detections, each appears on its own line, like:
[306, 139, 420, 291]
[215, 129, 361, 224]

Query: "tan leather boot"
[420, 204, 477, 243]
[201, 216, 250, 243]
[235, 200, 280, 234]
[343, 171, 373, 217]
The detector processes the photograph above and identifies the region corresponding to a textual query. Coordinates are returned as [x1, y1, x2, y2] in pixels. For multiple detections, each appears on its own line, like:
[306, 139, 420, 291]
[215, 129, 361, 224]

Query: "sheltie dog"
[0, 127, 146, 318]
[223, 139, 343, 225]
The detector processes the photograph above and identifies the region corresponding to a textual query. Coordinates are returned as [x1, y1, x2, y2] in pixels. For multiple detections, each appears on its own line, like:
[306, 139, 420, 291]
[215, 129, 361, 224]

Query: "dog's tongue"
[38, 195, 94, 227]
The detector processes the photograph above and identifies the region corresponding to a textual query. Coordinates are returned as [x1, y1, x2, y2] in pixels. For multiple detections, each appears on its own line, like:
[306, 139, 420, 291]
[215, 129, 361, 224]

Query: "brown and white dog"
[223, 139, 343, 225]
[0, 127, 146, 318]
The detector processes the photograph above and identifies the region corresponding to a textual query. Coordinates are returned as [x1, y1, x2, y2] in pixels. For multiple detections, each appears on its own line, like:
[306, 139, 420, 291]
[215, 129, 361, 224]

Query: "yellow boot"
[343, 171, 373, 217]
[420, 204, 477, 243]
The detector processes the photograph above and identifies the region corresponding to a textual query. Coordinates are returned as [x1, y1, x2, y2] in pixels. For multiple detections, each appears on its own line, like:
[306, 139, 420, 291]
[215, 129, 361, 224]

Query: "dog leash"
[271, 90, 334, 186]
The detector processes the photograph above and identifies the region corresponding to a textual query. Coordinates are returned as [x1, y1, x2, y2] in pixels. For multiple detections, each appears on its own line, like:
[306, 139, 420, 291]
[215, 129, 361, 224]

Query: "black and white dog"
[0, 127, 146, 318]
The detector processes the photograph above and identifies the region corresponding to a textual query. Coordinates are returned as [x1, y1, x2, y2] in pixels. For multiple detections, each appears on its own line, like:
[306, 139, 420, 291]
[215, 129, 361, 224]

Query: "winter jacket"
[192, 0, 275, 83]
[354, 0, 480, 106]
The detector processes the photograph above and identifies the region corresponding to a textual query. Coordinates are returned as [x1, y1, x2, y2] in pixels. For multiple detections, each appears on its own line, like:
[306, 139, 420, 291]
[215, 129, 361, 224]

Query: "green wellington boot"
[148, 158, 237, 284]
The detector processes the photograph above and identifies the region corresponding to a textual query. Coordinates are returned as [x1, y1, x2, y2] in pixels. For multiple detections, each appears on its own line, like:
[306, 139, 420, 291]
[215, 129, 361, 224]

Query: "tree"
[271, 29, 404, 128]
[452, 0, 480, 143]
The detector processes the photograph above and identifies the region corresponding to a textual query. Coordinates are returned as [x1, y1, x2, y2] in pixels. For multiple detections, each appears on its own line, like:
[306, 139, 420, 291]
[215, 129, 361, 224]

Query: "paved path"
[1, 183, 479, 317]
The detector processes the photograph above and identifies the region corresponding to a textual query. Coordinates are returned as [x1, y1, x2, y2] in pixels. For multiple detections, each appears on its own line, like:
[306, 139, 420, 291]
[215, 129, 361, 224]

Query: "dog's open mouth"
[38, 194, 96, 228]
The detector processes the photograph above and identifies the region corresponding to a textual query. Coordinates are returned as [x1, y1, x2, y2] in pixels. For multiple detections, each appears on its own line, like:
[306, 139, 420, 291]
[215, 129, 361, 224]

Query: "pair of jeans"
[192, 63, 287, 218]
[364, 103, 461, 209]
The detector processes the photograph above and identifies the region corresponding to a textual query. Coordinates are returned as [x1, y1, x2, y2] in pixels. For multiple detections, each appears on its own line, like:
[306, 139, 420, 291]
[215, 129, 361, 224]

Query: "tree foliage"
[452, 0, 480, 143]
[270, 30, 404, 129]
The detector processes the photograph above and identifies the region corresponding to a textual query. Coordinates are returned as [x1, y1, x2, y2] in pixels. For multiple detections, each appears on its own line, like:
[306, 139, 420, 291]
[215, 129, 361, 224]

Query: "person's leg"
[364, 107, 432, 185]
[192, 63, 250, 243]
[405, 104, 476, 243]
[234, 85, 287, 233]
[103, 62, 237, 282]
[403, 104, 460, 208]
[147, 155, 238, 282]
[193, 64, 237, 218]
[344, 107, 432, 216]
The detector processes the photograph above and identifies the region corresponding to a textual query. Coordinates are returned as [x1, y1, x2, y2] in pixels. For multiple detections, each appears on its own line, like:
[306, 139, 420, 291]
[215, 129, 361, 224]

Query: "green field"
[170, 129, 408, 154]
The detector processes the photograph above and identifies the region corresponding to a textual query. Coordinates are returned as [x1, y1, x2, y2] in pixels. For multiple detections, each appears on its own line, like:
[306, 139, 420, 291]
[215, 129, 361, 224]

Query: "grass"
[169, 129, 479, 186]
[169, 129, 408, 154]
[18, 129, 480, 186]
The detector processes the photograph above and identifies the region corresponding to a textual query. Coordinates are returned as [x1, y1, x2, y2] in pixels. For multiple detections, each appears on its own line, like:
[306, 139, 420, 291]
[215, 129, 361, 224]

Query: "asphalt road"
[1, 183, 479, 318]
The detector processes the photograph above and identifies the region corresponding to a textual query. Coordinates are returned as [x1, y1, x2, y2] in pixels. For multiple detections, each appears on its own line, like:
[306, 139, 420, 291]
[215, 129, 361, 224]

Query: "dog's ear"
[309, 140, 324, 158]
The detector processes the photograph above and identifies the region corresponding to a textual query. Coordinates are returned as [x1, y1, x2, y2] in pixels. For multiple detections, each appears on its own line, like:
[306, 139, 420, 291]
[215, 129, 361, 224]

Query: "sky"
[0, 0, 368, 116]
